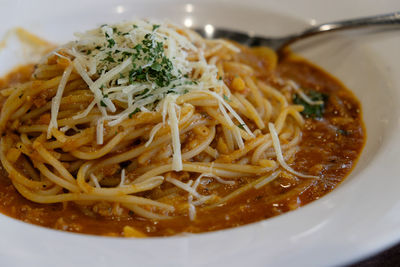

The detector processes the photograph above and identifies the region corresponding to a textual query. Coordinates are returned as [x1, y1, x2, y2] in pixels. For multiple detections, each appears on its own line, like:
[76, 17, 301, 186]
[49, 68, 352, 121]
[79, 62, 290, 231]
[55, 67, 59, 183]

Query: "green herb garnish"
[223, 94, 231, 102]
[126, 33, 177, 88]
[151, 62, 162, 71]
[337, 129, 350, 136]
[293, 90, 328, 119]
[102, 55, 115, 63]
[129, 108, 141, 118]
[237, 124, 245, 130]
[106, 38, 116, 48]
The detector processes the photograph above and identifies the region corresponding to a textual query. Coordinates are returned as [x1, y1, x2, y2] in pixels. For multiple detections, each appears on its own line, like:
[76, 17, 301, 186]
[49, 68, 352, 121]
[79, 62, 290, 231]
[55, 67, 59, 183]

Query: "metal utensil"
[195, 11, 400, 53]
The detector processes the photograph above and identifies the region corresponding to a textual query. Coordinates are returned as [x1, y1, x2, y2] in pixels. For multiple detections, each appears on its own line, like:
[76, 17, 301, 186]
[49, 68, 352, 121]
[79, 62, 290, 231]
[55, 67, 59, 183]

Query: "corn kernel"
[217, 137, 229, 154]
[123, 226, 146, 238]
[231, 76, 245, 91]
[6, 148, 21, 163]
[259, 159, 275, 168]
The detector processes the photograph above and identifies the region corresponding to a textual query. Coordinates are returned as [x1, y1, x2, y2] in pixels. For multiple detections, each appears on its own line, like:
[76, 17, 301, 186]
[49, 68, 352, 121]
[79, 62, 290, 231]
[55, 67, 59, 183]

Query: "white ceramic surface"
[0, 0, 400, 266]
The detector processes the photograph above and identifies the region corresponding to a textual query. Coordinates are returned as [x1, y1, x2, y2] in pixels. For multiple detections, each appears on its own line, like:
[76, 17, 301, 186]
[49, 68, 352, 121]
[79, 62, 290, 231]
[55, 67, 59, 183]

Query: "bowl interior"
[0, 1, 399, 267]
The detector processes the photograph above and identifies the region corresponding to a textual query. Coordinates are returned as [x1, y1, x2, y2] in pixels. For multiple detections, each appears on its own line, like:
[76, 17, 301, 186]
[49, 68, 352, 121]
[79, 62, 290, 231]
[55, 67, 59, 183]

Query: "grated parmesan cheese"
[166, 95, 182, 171]
[145, 122, 163, 147]
[119, 168, 126, 187]
[268, 123, 318, 179]
[90, 173, 101, 188]
[47, 64, 72, 138]
[166, 173, 234, 221]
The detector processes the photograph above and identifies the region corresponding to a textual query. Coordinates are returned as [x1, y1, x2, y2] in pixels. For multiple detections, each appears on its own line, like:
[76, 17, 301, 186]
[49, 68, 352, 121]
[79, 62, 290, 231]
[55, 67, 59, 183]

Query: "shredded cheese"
[268, 123, 318, 179]
[167, 173, 235, 221]
[188, 195, 196, 221]
[193, 173, 235, 189]
[90, 173, 101, 188]
[145, 122, 163, 147]
[44, 20, 254, 174]
[96, 118, 104, 145]
[254, 170, 281, 189]
[207, 90, 254, 136]
[47, 64, 72, 138]
[166, 177, 202, 198]
[72, 100, 96, 120]
[119, 168, 126, 187]
[166, 95, 182, 171]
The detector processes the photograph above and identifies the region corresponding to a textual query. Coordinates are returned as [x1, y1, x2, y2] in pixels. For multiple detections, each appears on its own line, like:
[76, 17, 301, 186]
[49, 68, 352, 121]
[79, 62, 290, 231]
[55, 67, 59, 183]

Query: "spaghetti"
[0, 20, 364, 237]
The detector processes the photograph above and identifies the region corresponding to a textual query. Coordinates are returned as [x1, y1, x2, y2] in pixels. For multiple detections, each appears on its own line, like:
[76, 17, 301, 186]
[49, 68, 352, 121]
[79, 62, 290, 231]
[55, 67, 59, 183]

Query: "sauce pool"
[0, 54, 365, 237]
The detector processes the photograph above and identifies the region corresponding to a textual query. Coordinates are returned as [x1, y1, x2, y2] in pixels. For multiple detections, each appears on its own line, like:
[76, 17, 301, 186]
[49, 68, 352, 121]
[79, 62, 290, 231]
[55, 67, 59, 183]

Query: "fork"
[195, 11, 400, 53]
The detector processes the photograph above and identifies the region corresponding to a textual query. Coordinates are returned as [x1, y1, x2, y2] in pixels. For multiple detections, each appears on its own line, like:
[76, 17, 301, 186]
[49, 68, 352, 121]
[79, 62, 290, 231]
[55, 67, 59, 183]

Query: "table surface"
[349, 242, 400, 267]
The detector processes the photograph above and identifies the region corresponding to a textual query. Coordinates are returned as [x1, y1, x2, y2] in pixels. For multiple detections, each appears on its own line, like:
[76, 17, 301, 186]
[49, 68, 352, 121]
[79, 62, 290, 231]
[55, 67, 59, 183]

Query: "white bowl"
[0, 0, 399, 266]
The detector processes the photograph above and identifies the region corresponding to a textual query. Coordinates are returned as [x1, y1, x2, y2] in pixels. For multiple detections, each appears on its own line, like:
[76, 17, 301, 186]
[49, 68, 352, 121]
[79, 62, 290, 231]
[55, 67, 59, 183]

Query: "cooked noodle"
[0, 20, 318, 225]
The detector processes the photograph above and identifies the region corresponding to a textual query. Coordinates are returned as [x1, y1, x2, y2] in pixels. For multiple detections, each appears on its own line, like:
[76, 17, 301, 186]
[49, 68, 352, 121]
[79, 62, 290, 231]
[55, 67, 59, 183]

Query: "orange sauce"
[0, 55, 365, 237]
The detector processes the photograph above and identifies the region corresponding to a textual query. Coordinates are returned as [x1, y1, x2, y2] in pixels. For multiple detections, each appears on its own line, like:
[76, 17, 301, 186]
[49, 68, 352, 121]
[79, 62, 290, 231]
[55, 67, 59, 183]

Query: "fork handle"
[286, 11, 400, 47]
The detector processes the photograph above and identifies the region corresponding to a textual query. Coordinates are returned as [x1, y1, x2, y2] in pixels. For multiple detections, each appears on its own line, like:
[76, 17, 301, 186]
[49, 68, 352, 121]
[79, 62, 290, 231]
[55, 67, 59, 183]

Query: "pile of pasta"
[0, 20, 317, 221]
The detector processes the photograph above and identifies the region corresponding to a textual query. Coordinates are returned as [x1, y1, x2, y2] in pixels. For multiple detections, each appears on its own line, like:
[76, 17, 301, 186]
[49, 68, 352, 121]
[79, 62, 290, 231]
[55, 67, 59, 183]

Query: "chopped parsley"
[337, 129, 350, 136]
[237, 124, 245, 130]
[129, 108, 141, 118]
[151, 62, 162, 71]
[102, 54, 115, 63]
[137, 88, 150, 96]
[293, 90, 328, 119]
[107, 38, 115, 48]
[80, 22, 197, 115]
[122, 51, 133, 58]
[126, 33, 178, 88]
[104, 31, 116, 48]
[223, 94, 231, 102]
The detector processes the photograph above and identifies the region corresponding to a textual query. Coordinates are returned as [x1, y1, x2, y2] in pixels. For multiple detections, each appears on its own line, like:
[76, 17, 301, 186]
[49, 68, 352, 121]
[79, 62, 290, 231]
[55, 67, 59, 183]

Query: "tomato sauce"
[0, 55, 365, 237]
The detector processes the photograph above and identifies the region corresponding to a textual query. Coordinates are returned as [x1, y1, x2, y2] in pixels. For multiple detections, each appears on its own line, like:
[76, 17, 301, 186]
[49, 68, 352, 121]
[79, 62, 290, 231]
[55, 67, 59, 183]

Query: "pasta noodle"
[0, 21, 311, 217]
[0, 20, 364, 236]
